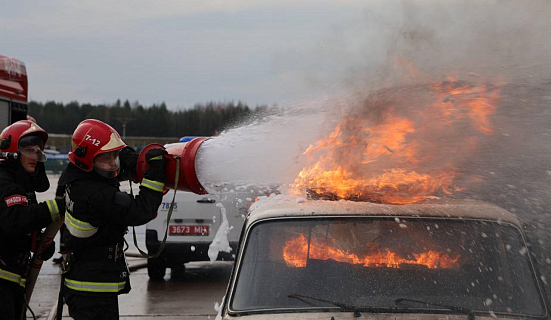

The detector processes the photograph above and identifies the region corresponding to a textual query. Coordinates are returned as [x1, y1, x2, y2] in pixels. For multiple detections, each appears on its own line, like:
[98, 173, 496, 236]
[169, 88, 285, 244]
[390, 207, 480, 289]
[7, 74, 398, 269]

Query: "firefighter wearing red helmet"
[0, 120, 64, 319]
[57, 119, 166, 319]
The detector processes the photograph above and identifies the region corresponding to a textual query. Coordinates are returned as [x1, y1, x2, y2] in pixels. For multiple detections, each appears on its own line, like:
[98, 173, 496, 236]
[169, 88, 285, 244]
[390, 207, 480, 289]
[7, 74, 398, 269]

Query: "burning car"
[218, 197, 548, 319]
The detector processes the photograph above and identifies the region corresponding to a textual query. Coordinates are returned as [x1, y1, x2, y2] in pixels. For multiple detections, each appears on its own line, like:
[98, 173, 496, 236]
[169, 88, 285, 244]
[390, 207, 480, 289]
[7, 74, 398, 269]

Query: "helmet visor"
[93, 150, 120, 178]
[18, 135, 47, 163]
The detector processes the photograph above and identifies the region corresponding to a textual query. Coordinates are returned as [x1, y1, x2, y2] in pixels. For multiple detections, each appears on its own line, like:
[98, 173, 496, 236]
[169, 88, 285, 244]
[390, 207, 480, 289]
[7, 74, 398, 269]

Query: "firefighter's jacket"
[59, 164, 164, 296]
[0, 161, 57, 289]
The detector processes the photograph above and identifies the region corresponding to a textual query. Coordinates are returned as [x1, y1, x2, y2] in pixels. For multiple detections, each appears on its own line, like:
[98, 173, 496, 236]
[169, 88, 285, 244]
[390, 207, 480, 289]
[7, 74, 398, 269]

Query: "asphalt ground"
[27, 174, 231, 319]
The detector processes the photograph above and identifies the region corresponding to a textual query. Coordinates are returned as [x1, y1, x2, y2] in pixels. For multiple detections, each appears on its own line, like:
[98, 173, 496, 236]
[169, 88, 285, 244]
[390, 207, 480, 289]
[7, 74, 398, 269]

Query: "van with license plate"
[145, 185, 268, 280]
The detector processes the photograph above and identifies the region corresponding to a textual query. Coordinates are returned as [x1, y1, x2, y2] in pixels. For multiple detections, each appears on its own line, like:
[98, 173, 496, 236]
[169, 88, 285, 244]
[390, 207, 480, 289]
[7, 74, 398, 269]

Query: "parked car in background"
[219, 197, 548, 319]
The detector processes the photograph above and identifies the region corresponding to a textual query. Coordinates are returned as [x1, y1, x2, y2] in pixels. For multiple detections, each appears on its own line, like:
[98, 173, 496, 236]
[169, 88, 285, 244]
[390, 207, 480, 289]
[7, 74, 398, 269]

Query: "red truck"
[0, 55, 29, 130]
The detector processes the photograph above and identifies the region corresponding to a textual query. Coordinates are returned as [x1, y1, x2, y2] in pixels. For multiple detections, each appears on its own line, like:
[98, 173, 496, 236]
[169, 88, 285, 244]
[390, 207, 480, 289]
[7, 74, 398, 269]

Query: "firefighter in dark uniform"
[0, 120, 64, 319]
[58, 119, 166, 319]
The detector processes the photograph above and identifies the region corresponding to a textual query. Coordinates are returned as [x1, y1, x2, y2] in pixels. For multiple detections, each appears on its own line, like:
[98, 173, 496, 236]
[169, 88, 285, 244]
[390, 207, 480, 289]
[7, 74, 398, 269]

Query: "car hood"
[222, 312, 529, 319]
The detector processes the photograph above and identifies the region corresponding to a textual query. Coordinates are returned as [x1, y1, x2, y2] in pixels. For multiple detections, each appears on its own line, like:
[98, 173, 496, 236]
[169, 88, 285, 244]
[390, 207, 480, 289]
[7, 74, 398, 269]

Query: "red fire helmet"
[68, 119, 126, 172]
[0, 120, 48, 161]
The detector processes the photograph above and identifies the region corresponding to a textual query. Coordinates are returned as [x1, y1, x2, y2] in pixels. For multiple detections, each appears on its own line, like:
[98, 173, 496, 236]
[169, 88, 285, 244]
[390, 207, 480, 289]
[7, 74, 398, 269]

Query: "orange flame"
[283, 234, 460, 269]
[432, 78, 499, 135]
[292, 77, 500, 204]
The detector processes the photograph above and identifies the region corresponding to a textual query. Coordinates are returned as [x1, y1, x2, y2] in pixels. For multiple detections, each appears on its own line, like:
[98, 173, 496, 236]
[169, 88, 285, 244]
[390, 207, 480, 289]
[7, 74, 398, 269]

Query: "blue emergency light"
[179, 136, 203, 143]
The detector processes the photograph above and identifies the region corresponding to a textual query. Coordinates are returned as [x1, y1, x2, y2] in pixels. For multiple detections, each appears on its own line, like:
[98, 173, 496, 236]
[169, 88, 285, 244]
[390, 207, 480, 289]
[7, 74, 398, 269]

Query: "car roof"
[247, 196, 520, 226]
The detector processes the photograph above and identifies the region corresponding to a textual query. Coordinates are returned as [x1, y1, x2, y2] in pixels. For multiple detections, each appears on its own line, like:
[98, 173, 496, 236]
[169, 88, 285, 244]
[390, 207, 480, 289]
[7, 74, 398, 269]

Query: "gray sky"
[4, 1, 549, 110]
[1, 0, 372, 109]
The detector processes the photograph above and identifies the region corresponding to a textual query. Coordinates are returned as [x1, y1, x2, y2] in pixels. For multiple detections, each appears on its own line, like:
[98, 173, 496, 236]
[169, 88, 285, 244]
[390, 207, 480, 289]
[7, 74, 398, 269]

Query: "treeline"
[28, 100, 273, 137]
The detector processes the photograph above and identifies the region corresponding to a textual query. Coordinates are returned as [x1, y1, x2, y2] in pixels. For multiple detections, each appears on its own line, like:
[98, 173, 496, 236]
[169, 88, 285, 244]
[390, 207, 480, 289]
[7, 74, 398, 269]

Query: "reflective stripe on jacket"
[0, 267, 26, 288]
[65, 278, 126, 293]
[141, 178, 164, 192]
[45, 199, 62, 222]
[64, 210, 98, 238]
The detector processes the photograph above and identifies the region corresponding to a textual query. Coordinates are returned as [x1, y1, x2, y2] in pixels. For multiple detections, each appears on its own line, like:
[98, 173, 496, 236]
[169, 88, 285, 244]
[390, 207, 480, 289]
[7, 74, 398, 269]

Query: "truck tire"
[147, 258, 166, 280]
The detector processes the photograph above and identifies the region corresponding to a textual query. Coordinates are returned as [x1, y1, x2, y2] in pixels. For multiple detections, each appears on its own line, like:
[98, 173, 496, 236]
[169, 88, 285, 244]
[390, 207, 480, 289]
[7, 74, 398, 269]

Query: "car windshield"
[230, 217, 545, 316]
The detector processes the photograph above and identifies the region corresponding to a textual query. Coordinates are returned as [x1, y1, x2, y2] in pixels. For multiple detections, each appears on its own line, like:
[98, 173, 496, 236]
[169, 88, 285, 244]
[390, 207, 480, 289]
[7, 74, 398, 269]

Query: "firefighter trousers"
[64, 292, 119, 320]
[0, 281, 25, 320]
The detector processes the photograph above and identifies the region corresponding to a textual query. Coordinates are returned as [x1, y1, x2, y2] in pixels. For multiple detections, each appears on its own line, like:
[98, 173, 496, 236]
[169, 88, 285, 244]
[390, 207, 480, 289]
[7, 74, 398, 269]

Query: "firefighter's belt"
[73, 243, 124, 262]
[0, 267, 26, 288]
[64, 278, 126, 293]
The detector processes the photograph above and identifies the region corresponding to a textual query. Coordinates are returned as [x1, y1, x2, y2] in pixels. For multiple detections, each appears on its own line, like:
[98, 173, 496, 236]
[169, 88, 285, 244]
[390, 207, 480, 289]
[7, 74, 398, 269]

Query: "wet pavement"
[118, 262, 231, 319]
[27, 175, 232, 319]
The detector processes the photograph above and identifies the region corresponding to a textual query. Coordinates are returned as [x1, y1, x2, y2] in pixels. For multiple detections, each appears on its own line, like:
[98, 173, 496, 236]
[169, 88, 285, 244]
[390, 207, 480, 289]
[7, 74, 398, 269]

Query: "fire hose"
[26, 218, 64, 320]
[25, 219, 64, 302]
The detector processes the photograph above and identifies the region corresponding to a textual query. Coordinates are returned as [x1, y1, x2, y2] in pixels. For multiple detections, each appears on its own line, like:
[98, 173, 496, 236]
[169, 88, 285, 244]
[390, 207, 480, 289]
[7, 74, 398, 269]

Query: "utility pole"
[114, 117, 134, 139]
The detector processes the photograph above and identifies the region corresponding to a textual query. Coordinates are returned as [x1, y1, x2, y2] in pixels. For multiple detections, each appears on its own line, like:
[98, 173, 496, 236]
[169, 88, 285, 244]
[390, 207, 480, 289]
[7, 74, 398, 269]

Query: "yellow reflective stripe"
[65, 211, 95, 231]
[45, 199, 60, 222]
[64, 211, 98, 238]
[65, 278, 126, 293]
[141, 178, 164, 192]
[0, 267, 26, 288]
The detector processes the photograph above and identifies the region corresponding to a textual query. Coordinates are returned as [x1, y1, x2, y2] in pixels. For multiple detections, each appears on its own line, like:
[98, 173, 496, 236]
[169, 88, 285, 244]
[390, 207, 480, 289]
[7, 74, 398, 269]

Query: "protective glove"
[143, 148, 167, 183]
[39, 241, 56, 261]
[119, 146, 139, 177]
